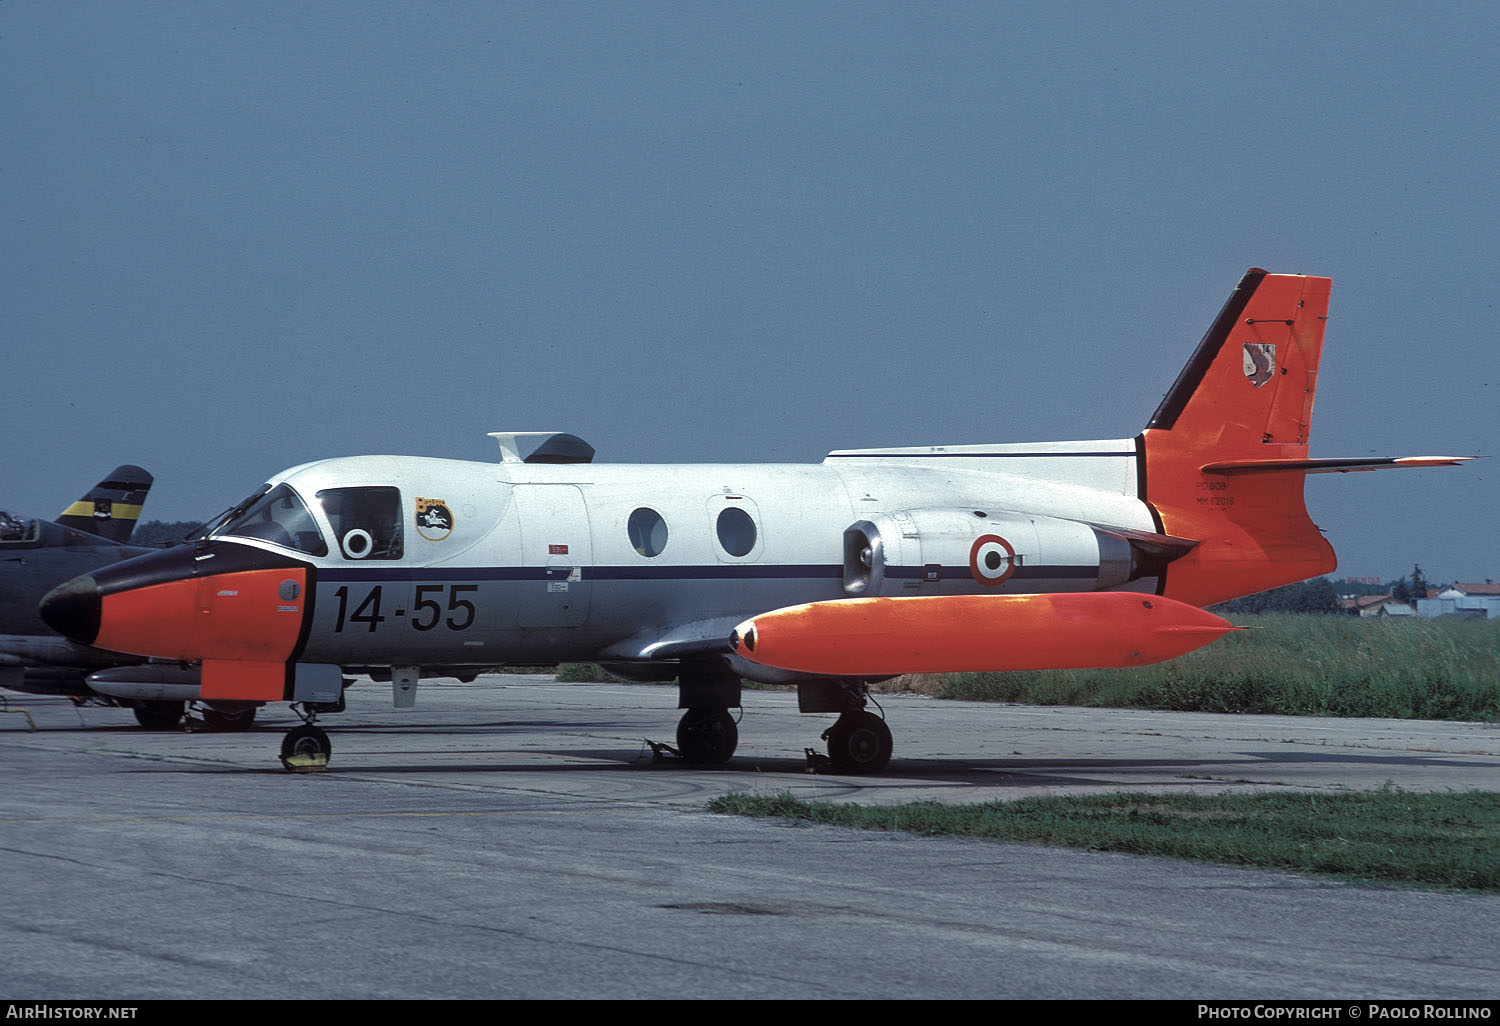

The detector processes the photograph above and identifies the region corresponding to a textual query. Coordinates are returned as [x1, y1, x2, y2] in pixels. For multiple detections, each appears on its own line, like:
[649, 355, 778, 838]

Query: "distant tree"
[1212, 577, 1343, 615]
[1388, 564, 1430, 607]
[129, 520, 204, 547]
[1410, 563, 1429, 600]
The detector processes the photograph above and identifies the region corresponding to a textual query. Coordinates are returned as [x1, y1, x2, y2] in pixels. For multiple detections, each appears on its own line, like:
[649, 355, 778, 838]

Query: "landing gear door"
[514, 484, 592, 627]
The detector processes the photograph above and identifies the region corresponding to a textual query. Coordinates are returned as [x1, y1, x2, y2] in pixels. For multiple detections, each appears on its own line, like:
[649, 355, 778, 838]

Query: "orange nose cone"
[93, 568, 309, 663]
[96, 576, 203, 659]
[46, 542, 312, 666]
[732, 592, 1235, 677]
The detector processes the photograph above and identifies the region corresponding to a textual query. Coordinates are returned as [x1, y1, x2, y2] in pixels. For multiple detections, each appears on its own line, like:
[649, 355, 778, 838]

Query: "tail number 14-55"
[333, 584, 479, 633]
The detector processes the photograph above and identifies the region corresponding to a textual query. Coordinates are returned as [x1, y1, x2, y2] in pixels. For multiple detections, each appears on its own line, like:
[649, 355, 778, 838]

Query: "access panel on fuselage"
[512, 484, 592, 627]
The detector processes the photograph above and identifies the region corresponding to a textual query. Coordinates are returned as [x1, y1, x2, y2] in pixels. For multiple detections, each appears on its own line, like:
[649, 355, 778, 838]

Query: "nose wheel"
[280, 723, 331, 772]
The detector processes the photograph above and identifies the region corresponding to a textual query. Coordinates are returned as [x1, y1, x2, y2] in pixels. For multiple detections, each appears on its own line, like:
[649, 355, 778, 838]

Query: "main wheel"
[132, 701, 185, 730]
[675, 708, 738, 765]
[825, 711, 892, 774]
[279, 724, 331, 772]
[202, 703, 257, 732]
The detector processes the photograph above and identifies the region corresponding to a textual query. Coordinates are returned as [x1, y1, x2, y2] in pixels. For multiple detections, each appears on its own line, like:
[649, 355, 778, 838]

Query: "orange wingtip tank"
[730, 592, 1236, 677]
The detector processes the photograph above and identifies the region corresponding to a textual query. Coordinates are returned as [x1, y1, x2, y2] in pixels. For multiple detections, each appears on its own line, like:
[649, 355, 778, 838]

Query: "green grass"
[935, 614, 1500, 720]
[548, 615, 1500, 720]
[708, 788, 1500, 891]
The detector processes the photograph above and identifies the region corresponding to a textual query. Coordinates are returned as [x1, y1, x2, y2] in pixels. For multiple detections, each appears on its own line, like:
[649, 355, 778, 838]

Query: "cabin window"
[628, 507, 668, 557]
[219, 484, 328, 556]
[317, 487, 404, 560]
[716, 506, 757, 557]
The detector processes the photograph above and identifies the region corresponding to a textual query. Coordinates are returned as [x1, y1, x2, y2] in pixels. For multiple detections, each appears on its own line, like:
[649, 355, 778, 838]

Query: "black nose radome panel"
[40, 574, 101, 645]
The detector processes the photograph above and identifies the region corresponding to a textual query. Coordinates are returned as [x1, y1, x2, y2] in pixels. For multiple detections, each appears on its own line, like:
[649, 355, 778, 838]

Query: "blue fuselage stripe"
[318, 563, 1098, 584]
[826, 451, 1135, 459]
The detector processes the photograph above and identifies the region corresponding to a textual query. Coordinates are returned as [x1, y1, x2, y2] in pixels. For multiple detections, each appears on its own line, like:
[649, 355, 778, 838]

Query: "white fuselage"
[210, 439, 1158, 675]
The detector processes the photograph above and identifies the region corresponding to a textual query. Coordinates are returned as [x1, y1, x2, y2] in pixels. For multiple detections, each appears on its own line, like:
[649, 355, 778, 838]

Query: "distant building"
[1343, 594, 1414, 617]
[1416, 581, 1500, 619]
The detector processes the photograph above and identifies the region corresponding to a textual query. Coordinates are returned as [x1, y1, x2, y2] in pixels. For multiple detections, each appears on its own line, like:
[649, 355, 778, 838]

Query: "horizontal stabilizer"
[730, 592, 1235, 677]
[1201, 456, 1473, 475]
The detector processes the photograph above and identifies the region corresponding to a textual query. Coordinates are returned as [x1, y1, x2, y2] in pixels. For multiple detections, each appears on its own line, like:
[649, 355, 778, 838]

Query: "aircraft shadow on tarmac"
[19, 701, 1492, 785]
[119, 739, 1495, 788]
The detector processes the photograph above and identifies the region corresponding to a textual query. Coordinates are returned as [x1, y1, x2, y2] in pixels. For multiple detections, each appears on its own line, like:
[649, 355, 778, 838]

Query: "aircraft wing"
[586, 513, 1208, 675]
[596, 616, 742, 663]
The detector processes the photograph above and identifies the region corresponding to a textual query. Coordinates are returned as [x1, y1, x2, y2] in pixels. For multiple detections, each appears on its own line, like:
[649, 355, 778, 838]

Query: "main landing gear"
[799, 680, 894, 774]
[667, 670, 896, 773]
[131, 700, 185, 730]
[132, 699, 260, 732]
[821, 709, 893, 774]
[198, 702, 258, 732]
[667, 666, 742, 766]
[675, 708, 739, 764]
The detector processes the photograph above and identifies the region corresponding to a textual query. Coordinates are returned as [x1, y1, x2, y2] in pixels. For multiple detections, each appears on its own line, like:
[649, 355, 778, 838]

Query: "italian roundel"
[969, 534, 1016, 586]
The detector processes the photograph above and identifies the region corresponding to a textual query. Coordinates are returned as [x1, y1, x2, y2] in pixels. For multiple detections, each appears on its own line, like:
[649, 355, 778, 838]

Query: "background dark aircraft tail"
[55, 465, 153, 544]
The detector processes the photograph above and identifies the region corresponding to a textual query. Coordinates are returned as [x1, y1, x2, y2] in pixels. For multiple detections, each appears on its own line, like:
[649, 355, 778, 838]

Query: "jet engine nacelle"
[842, 508, 1135, 596]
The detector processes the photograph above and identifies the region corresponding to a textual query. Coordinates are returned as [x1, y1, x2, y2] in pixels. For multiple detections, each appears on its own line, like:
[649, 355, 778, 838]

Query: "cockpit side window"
[0, 511, 39, 545]
[317, 487, 403, 560]
[218, 484, 328, 556]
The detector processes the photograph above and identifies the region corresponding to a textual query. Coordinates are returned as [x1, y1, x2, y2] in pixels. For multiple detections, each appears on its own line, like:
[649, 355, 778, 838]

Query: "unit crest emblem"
[415, 497, 454, 541]
[1242, 342, 1276, 387]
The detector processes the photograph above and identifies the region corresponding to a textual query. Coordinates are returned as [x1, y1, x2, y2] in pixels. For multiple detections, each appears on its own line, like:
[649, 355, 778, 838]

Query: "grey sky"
[3, 2, 1494, 584]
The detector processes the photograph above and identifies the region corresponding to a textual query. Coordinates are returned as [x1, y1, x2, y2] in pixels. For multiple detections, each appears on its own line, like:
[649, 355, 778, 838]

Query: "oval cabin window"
[628, 507, 669, 557]
[716, 506, 757, 557]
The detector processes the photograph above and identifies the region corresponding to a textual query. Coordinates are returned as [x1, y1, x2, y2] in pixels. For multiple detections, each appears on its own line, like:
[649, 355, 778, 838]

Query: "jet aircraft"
[40, 271, 1468, 770]
[1, 467, 255, 729]
[3, 467, 160, 713]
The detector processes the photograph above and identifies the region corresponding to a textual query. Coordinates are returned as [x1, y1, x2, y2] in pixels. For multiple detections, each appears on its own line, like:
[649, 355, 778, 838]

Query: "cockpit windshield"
[0, 510, 38, 544]
[214, 484, 328, 556]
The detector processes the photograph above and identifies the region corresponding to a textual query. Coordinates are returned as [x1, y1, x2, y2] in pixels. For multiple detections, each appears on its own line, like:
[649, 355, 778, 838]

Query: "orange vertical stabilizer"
[1141, 270, 1336, 607]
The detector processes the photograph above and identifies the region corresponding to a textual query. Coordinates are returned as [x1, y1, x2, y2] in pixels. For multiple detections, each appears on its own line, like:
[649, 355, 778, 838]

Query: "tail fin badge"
[1242, 343, 1275, 387]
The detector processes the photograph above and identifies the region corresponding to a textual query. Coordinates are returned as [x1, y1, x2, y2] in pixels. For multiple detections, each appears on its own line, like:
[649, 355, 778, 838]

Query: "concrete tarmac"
[2, 676, 1498, 999]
